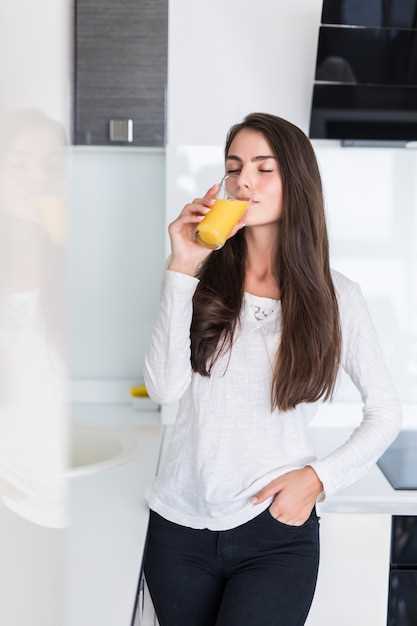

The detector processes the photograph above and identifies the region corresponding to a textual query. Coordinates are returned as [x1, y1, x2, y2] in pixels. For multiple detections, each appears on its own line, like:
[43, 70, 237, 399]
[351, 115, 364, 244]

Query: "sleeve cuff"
[305, 460, 339, 504]
[164, 269, 200, 293]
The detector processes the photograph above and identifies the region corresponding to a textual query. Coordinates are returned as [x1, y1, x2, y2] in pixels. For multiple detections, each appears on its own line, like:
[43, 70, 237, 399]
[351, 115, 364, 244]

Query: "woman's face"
[225, 128, 283, 226]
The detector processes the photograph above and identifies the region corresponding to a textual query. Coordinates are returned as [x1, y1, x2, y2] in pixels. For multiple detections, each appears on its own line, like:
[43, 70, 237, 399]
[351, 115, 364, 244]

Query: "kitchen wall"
[313, 142, 417, 404]
[68, 146, 165, 380]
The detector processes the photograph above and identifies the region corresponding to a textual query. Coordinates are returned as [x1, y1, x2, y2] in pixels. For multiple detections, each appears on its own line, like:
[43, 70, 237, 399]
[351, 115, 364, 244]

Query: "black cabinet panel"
[74, 0, 168, 146]
[387, 570, 417, 626]
[391, 516, 417, 566]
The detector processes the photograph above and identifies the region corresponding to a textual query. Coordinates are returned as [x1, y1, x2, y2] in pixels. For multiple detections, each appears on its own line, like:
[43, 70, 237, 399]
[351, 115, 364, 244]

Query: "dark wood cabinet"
[74, 0, 168, 146]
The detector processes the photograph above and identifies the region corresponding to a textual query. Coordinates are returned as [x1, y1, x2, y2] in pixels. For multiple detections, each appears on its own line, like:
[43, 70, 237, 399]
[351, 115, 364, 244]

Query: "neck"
[244, 224, 278, 281]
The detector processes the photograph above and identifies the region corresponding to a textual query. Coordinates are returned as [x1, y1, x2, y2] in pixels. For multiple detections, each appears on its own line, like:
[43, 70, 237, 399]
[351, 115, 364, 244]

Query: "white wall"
[167, 1, 321, 144]
[68, 147, 165, 379]
[314, 142, 417, 404]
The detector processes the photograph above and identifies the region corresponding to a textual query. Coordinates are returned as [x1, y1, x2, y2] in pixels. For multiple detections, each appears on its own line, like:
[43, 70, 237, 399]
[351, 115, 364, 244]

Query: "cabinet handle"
[109, 119, 133, 143]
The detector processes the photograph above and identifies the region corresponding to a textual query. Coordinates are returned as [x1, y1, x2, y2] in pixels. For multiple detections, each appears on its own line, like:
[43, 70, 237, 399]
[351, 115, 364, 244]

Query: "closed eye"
[226, 169, 273, 174]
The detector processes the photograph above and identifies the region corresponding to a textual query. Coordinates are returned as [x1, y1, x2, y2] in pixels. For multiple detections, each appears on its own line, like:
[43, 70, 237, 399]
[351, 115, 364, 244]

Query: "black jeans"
[143, 504, 320, 626]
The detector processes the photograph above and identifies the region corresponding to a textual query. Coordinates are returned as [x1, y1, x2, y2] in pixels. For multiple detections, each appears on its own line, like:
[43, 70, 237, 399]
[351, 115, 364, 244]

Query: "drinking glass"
[194, 173, 251, 250]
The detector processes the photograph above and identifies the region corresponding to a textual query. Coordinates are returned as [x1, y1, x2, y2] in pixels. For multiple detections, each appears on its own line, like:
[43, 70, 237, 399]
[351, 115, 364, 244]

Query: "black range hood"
[309, 1, 417, 146]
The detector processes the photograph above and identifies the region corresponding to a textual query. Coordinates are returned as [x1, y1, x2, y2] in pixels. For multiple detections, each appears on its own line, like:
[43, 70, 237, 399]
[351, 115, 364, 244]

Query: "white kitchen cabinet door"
[305, 513, 392, 626]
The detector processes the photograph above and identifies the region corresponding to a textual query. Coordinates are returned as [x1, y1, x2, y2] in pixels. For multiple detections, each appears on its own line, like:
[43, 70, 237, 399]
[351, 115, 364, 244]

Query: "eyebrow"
[225, 155, 278, 162]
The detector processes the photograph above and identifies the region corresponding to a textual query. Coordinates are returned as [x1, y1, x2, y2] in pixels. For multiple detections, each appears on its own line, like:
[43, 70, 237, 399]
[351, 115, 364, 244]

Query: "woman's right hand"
[167, 182, 248, 276]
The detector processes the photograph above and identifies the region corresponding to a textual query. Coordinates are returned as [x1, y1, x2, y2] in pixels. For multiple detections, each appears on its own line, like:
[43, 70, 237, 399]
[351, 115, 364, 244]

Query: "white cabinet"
[306, 513, 392, 625]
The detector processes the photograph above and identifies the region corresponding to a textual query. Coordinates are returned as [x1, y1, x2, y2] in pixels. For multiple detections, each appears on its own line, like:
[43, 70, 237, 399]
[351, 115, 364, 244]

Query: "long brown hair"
[190, 112, 342, 412]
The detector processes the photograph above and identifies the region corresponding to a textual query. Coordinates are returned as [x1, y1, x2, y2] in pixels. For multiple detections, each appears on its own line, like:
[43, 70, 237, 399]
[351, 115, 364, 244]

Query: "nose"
[230, 171, 254, 201]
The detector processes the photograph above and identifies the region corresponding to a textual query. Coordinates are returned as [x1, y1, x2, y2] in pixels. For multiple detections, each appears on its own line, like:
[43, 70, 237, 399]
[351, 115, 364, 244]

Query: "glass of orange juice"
[194, 174, 251, 250]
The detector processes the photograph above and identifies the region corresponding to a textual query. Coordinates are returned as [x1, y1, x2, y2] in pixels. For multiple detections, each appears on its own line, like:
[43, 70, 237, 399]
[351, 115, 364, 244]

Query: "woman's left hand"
[250, 466, 323, 525]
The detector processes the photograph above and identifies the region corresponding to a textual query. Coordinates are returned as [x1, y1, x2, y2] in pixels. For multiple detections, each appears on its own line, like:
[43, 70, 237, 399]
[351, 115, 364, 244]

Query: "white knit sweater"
[143, 268, 403, 530]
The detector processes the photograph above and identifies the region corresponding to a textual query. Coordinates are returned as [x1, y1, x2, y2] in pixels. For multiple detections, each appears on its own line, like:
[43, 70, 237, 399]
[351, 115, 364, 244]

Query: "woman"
[141, 113, 402, 625]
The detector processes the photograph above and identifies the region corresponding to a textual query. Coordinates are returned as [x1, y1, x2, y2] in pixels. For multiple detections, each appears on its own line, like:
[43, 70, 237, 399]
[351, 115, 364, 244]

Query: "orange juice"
[195, 199, 249, 250]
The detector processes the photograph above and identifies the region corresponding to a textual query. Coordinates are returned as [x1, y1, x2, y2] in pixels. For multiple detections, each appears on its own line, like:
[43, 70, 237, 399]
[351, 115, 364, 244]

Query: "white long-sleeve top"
[143, 267, 403, 530]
